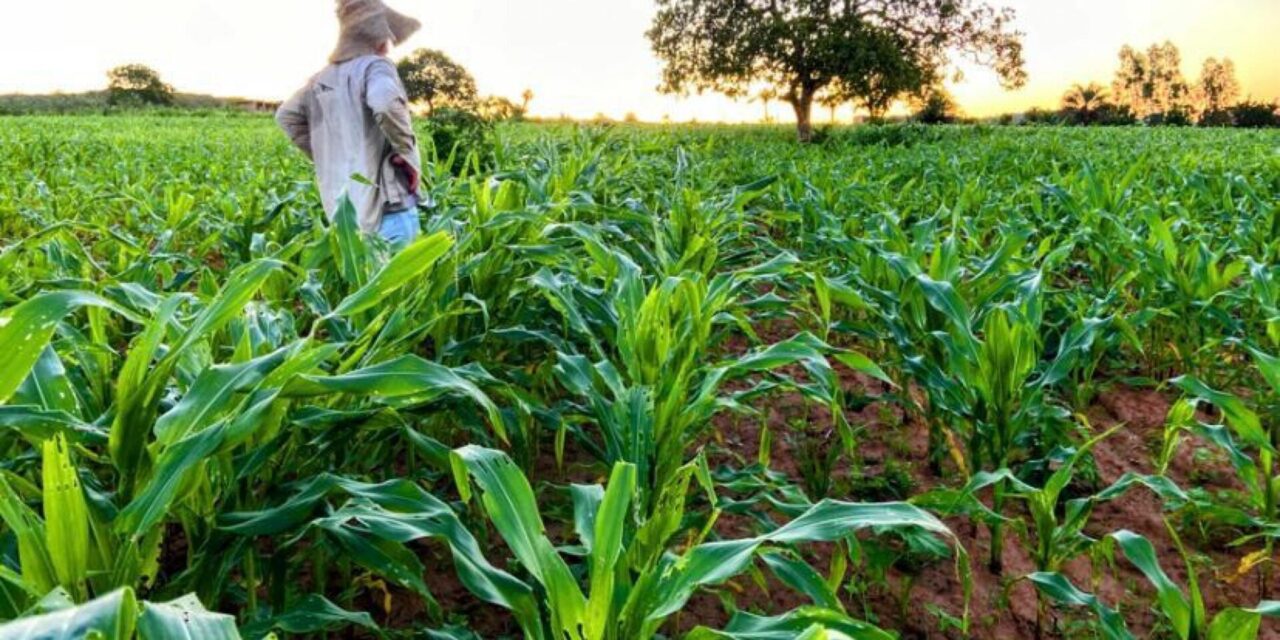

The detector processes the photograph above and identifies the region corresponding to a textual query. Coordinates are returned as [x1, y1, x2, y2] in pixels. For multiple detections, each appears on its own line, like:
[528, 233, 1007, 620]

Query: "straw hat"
[330, 0, 421, 63]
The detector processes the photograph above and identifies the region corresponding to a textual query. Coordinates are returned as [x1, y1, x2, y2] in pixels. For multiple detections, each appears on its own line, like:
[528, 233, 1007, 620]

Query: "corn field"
[0, 117, 1278, 639]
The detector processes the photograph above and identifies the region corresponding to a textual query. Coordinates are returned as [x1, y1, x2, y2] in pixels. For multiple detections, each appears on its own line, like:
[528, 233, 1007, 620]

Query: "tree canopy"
[1196, 57, 1240, 116]
[647, 0, 1026, 140]
[105, 64, 174, 106]
[396, 49, 478, 114]
[1111, 42, 1191, 119]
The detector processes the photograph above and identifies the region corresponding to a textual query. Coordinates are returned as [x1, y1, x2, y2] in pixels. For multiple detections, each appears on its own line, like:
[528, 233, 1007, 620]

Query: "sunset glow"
[2, 0, 1277, 121]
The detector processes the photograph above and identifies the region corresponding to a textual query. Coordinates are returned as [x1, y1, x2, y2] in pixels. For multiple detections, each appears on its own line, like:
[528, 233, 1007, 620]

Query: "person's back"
[276, 0, 423, 247]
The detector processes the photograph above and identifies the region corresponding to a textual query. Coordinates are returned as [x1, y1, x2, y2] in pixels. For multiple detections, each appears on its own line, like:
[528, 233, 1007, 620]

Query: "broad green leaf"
[137, 594, 240, 640]
[1172, 377, 1268, 451]
[239, 594, 379, 639]
[1110, 530, 1191, 639]
[41, 435, 89, 599]
[585, 462, 636, 640]
[153, 347, 291, 445]
[0, 292, 120, 405]
[0, 587, 137, 639]
[1027, 572, 1133, 640]
[761, 549, 844, 612]
[285, 355, 507, 442]
[220, 474, 541, 637]
[684, 606, 894, 640]
[331, 231, 454, 316]
[0, 475, 57, 597]
[13, 347, 80, 416]
[451, 445, 587, 637]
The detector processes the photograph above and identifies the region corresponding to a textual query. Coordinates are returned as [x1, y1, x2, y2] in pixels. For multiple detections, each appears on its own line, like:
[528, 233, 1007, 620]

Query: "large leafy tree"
[646, 0, 1026, 141]
[825, 26, 928, 122]
[105, 64, 174, 106]
[396, 49, 478, 114]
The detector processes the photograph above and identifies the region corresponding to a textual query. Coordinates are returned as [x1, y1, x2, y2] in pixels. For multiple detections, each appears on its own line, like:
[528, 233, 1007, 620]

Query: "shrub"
[1229, 100, 1279, 128]
[1198, 109, 1233, 127]
[912, 90, 958, 124]
[1145, 107, 1194, 127]
[424, 107, 494, 174]
[1093, 103, 1138, 126]
[1022, 107, 1064, 125]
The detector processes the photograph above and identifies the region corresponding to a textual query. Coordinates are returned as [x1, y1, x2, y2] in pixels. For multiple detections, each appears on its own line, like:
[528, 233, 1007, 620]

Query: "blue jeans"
[379, 208, 420, 249]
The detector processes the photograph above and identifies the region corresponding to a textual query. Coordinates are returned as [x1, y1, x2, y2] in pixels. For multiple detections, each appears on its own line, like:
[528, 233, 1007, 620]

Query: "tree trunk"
[791, 91, 815, 143]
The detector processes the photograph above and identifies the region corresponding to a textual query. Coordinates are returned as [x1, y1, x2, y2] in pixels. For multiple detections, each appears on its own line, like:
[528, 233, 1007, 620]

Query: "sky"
[1, 0, 1277, 122]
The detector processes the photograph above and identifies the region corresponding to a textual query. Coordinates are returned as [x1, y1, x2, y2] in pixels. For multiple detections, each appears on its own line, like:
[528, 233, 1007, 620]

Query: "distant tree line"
[1023, 41, 1277, 128]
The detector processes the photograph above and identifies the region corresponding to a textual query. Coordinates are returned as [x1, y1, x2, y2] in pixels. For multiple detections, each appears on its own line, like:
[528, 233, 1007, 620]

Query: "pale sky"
[1, 0, 1277, 121]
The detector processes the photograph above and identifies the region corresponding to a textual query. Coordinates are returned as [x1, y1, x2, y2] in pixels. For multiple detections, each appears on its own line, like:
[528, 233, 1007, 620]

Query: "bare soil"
[360, 321, 1279, 639]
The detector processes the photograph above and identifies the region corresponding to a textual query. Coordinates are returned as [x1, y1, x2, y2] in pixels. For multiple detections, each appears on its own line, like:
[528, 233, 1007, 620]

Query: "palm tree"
[1061, 82, 1109, 124]
[755, 87, 778, 123]
[818, 91, 844, 124]
[520, 88, 534, 112]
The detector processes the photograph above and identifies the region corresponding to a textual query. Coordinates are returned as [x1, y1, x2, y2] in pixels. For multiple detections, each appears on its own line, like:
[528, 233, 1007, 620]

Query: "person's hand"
[390, 154, 419, 195]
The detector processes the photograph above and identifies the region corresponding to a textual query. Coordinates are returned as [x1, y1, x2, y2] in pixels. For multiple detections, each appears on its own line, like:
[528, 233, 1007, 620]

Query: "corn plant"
[920, 423, 1190, 635]
[542, 249, 886, 514]
[0, 587, 239, 640]
[449, 445, 959, 640]
[1163, 343, 1280, 595]
[1031, 525, 1280, 640]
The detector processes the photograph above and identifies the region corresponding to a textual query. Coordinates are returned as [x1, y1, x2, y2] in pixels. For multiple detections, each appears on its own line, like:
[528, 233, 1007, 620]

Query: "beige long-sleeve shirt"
[276, 54, 422, 234]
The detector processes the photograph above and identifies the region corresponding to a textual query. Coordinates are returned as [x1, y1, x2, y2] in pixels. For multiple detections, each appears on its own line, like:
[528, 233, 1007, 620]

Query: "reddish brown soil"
[679, 375, 1279, 640]
[356, 319, 1277, 639]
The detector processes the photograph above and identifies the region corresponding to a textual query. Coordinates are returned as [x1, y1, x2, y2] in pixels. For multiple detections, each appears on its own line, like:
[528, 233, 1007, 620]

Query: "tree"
[105, 64, 174, 106]
[818, 91, 842, 123]
[520, 88, 534, 113]
[1111, 42, 1191, 119]
[396, 49, 478, 114]
[1195, 57, 1240, 116]
[911, 86, 958, 124]
[824, 25, 928, 122]
[1060, 82, 1109, 125]
[477, 95, 524, 121]
[755, 87, 778, 123]
[647, 0, 1025, 142]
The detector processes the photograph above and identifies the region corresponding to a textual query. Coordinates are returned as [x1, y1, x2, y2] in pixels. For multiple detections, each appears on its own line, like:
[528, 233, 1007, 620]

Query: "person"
[276, 0, 423, 249]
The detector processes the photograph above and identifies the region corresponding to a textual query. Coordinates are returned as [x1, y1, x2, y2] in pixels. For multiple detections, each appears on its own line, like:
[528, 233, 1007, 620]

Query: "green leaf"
[153, 348, 292, 446]
[451, 445, 586, 637]
[685, 606, 894, 640]
[832, 350, 893, 386]
[13, 347, 81, 416]
[240, 594, 379, 639]
[0, 475, 57, 597]
[41, 435, 90, 599]
[331, 231, 454, 316]
[1027, 572, 1133, 640]
[1110, 530, 1191, 639]
[221, 474, 541, 638]
[285, 355, 507, 442]
[585, 462, 636, 640]
[1172, 376, 1268, 451]
[0, 587, 137, 639]
[137, 594, 240, 639]
[760, 549, 844, 612]
[0, 292, 121, 405]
